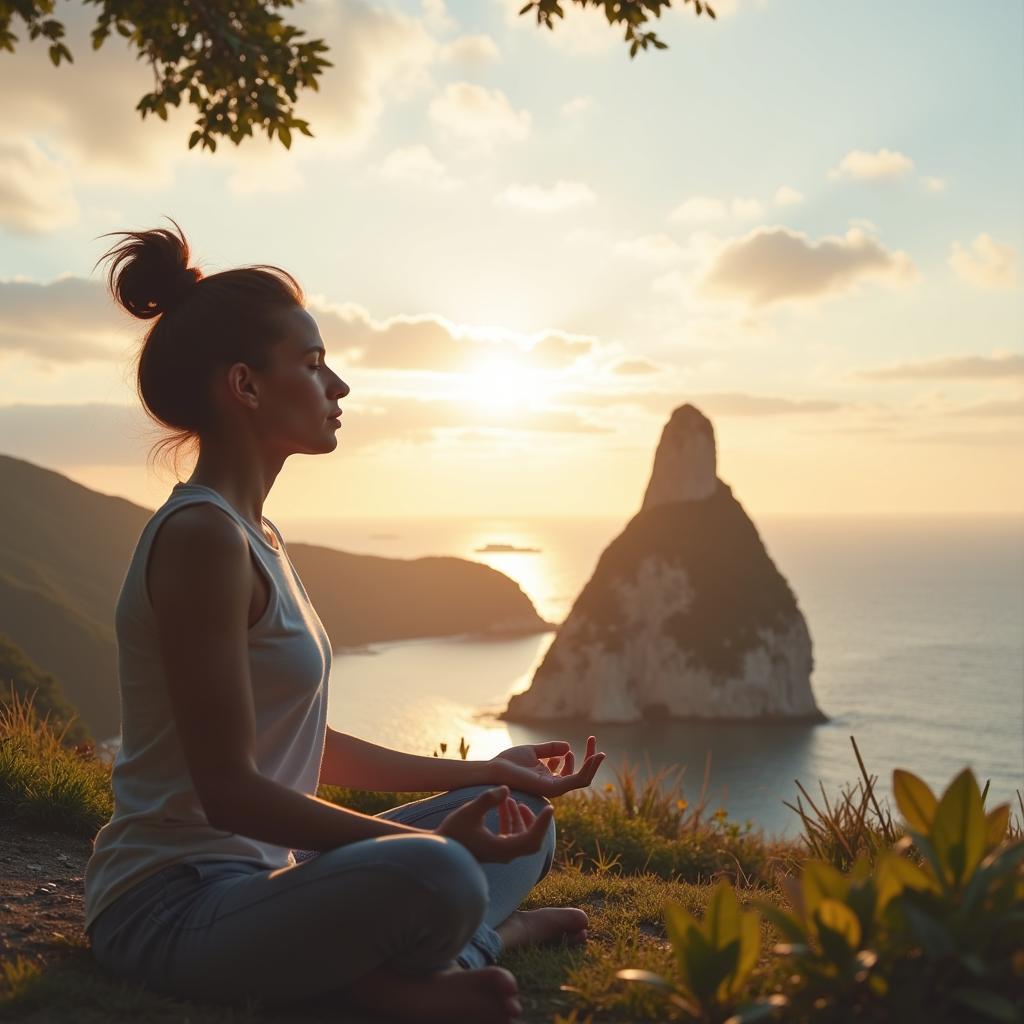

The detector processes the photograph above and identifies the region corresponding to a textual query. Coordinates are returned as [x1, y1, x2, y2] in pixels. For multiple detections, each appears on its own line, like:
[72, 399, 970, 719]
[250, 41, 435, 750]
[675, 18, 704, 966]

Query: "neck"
[185, 433, 285, 529]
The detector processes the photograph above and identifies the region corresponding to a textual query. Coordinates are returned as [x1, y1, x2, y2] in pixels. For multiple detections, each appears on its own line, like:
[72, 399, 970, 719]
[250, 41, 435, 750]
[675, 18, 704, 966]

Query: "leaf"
[724, 996, 789, 1024]
[984, 803, 1010, 849]
[951, 988, 1020, 1022]
[932, 768, 986, 887]
[893, 769, 937, 833]
[663, 899, 700, 993]
[900, 899, 954, 958]
[815, 898, 861, 951]
[801, 860, 847, 919]
[754, 901, 806, 943]
[874, 851, 936, 910]
[188, 130, 202, 150]
[733, 911, 761, 989]
[705, 880, 741, 948]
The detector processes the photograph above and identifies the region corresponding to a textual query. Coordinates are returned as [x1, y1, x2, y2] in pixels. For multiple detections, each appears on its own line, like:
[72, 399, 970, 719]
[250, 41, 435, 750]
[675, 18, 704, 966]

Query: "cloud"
[0, 276, 128, 363]
[773, 185, 804, 206]
[668, 196, 764, 224]
[0, 0, 442, 195]
[696, 225, 919, 307]
[495, 180, 596, 212]
[612, 234, 685, 262]
[611, 359, 662, 376]
[858, 353, 1024, 381]
[428, 82, 531, 150]
[827, 148, 915, 182]
[0, 139, 79, 235]
[921, 176, 948, 194]
[421, 0, 458, 34]
[440, 34, 501, 67]
[950, 397, 1024, 418]
[527, 333, 595, 369]
[560, 96, 593, 116]
[559, 388, 844, 417]
[377, 144, 462, 190]
[0, 402, 154, 465]
[948, 233, 1017, 290]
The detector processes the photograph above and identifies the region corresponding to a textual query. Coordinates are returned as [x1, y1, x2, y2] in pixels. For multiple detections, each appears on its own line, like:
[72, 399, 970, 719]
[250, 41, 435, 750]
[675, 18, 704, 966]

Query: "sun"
[456, 357, 558, 411]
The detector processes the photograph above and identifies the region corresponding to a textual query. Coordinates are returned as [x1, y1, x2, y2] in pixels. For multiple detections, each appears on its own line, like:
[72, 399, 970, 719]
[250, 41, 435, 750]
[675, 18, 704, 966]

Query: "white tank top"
[83, 482, 332, 933]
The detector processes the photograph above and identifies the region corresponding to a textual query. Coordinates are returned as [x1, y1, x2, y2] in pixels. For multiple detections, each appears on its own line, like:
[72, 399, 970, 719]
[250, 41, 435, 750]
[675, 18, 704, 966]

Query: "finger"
[531, 741, 571, 758]
[544, 756, 561, 774]
[498, 794, 508, 835]
[502, 805, 554, 857]
[509, 798, 525, 833]
[560, 751, 575, 776]
[519, 803, 536, 826]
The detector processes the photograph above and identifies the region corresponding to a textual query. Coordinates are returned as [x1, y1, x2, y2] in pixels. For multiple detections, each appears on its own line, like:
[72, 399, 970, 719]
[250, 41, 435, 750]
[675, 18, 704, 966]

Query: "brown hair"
[94, 217, 305, 474]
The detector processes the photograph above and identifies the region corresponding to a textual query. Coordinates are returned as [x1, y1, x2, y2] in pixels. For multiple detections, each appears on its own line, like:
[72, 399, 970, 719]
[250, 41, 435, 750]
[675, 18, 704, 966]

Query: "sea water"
[272, 514, 1024, 838]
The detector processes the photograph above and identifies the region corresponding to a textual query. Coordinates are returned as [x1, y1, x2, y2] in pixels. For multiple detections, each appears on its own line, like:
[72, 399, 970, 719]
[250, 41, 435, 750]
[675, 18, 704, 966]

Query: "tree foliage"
[0, 0, 331, 151]
[0, 0, 715, 152]
[518, 0, 716, 58]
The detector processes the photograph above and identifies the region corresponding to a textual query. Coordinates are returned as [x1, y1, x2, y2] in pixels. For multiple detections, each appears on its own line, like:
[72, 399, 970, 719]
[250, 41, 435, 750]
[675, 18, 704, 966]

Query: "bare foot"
[496, 907, 589, 953]
[341, 962, 521, 1023]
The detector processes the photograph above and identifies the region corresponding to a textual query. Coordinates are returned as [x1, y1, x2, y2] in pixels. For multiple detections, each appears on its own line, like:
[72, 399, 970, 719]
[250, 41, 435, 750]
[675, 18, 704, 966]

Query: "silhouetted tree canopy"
[0, 0, 715, 152]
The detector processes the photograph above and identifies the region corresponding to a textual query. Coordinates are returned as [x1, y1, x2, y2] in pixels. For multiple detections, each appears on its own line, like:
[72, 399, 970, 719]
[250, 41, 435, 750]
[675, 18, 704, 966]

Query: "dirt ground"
[0, 820, 93, 965]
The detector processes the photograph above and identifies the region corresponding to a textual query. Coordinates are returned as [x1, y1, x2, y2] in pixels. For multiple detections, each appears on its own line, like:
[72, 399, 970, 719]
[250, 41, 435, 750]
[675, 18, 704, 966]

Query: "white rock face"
[504, 402, 824, 723]
[506, 559, 819, 723]
[641, 404, 717, 510]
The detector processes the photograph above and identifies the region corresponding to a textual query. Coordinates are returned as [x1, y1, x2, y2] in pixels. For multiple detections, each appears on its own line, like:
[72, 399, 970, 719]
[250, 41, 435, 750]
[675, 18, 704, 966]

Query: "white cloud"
[440, 34, 501, 67]
[859, 353, 1024, 381]
[921, 176, 948, 194]
[668, 195, 764, 224]
[495, 180, 596, 212]
[948, 233, 1017, 290]
[560, 96, 594, 116]
[421, 0, 458, 34]
[429, 82, 531, 150]
[827, 147, 915, 182]
[612, 234, 685, 262]
[378, 144, 461, 190]
[773, 185, 804, 206]
[0, 139, 79, 234]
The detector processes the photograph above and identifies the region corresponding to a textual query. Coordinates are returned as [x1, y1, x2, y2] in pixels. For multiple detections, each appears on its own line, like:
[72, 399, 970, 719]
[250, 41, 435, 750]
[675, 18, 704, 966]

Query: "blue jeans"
[87, 785, 556, 1005]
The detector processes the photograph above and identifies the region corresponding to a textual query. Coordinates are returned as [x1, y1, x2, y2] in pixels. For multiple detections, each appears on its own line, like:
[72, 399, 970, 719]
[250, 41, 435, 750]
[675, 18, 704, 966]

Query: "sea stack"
[503, 404, 824, 723]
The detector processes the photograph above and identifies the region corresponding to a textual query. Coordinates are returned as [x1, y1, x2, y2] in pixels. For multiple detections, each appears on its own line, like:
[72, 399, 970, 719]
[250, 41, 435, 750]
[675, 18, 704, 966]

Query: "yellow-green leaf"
[932, 768, 986, 886]
[705, 880, 741, 949]
[984, 804, 1010, 850]
[815, 898, 862, 950]
[802, 860, 848, 919]
[874, 851, 937, 909]
[733, 910, 761, 990]
[893, 769, 937, 833]
[664, 899, 700, 992]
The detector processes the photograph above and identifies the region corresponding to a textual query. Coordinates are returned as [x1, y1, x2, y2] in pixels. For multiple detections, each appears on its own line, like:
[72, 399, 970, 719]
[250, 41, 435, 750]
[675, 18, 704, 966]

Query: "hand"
[434, 785, 555, 864]
[489, 735, 605, 798]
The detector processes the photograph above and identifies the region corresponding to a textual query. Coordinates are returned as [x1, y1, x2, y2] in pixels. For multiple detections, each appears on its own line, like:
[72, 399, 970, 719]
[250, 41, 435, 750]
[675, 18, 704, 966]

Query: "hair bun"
[96, 217, 203, 321]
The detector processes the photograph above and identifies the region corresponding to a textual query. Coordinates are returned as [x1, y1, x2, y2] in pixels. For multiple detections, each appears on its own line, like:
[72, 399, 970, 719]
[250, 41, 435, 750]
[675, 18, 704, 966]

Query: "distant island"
[474, 543, 542, 553]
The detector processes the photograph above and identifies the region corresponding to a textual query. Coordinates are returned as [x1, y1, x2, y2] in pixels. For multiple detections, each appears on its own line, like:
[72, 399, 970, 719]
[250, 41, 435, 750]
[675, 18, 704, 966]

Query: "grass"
[1, 688, 1020, 1023]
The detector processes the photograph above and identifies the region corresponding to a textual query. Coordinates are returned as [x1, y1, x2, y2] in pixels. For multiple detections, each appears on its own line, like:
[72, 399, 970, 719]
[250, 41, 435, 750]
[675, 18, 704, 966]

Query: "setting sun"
[456, 357, 560, 411]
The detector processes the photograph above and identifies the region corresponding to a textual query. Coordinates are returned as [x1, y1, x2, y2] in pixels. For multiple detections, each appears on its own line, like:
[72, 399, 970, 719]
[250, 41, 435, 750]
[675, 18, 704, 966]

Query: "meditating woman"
[82, 220, 605, 1024]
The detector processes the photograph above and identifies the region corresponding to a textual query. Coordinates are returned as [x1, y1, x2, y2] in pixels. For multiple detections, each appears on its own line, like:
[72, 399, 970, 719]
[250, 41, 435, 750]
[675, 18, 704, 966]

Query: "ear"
[225, 361, 261, 411]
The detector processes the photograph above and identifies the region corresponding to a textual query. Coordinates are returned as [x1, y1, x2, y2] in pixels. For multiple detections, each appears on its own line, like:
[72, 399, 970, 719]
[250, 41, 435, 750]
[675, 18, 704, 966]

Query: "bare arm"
[147, 504, 428, 851]
[319, 726, 511, 792]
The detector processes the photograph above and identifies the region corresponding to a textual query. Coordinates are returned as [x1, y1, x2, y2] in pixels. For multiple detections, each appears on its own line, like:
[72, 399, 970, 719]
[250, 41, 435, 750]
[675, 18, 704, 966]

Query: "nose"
[331, 373, 350, 399]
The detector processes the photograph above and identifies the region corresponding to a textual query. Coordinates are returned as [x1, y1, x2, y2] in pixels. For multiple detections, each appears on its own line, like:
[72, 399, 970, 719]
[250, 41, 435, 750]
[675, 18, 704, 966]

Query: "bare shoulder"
[147, 502, 251, 602]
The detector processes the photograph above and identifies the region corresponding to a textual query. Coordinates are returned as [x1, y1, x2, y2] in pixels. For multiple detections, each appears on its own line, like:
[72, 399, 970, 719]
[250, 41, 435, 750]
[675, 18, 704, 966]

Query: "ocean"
[271, 513, 1024, 838]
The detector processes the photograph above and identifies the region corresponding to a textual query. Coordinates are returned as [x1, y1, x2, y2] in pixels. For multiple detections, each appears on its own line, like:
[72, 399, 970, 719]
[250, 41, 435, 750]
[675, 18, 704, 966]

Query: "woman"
[82, 219, 605, 1024]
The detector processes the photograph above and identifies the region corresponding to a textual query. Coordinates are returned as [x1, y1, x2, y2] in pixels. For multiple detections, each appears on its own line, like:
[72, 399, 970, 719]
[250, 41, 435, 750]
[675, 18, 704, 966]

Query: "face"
[233, 306, 350, 456]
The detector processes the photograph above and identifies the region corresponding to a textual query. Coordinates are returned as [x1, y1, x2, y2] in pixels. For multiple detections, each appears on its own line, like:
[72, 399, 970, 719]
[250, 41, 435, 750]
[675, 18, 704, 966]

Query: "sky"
[1, 0, 1022, 521]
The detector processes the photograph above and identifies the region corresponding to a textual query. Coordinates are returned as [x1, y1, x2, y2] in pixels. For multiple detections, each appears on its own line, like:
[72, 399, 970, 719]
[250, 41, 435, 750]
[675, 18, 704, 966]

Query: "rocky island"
[503, 404, 825, 724]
